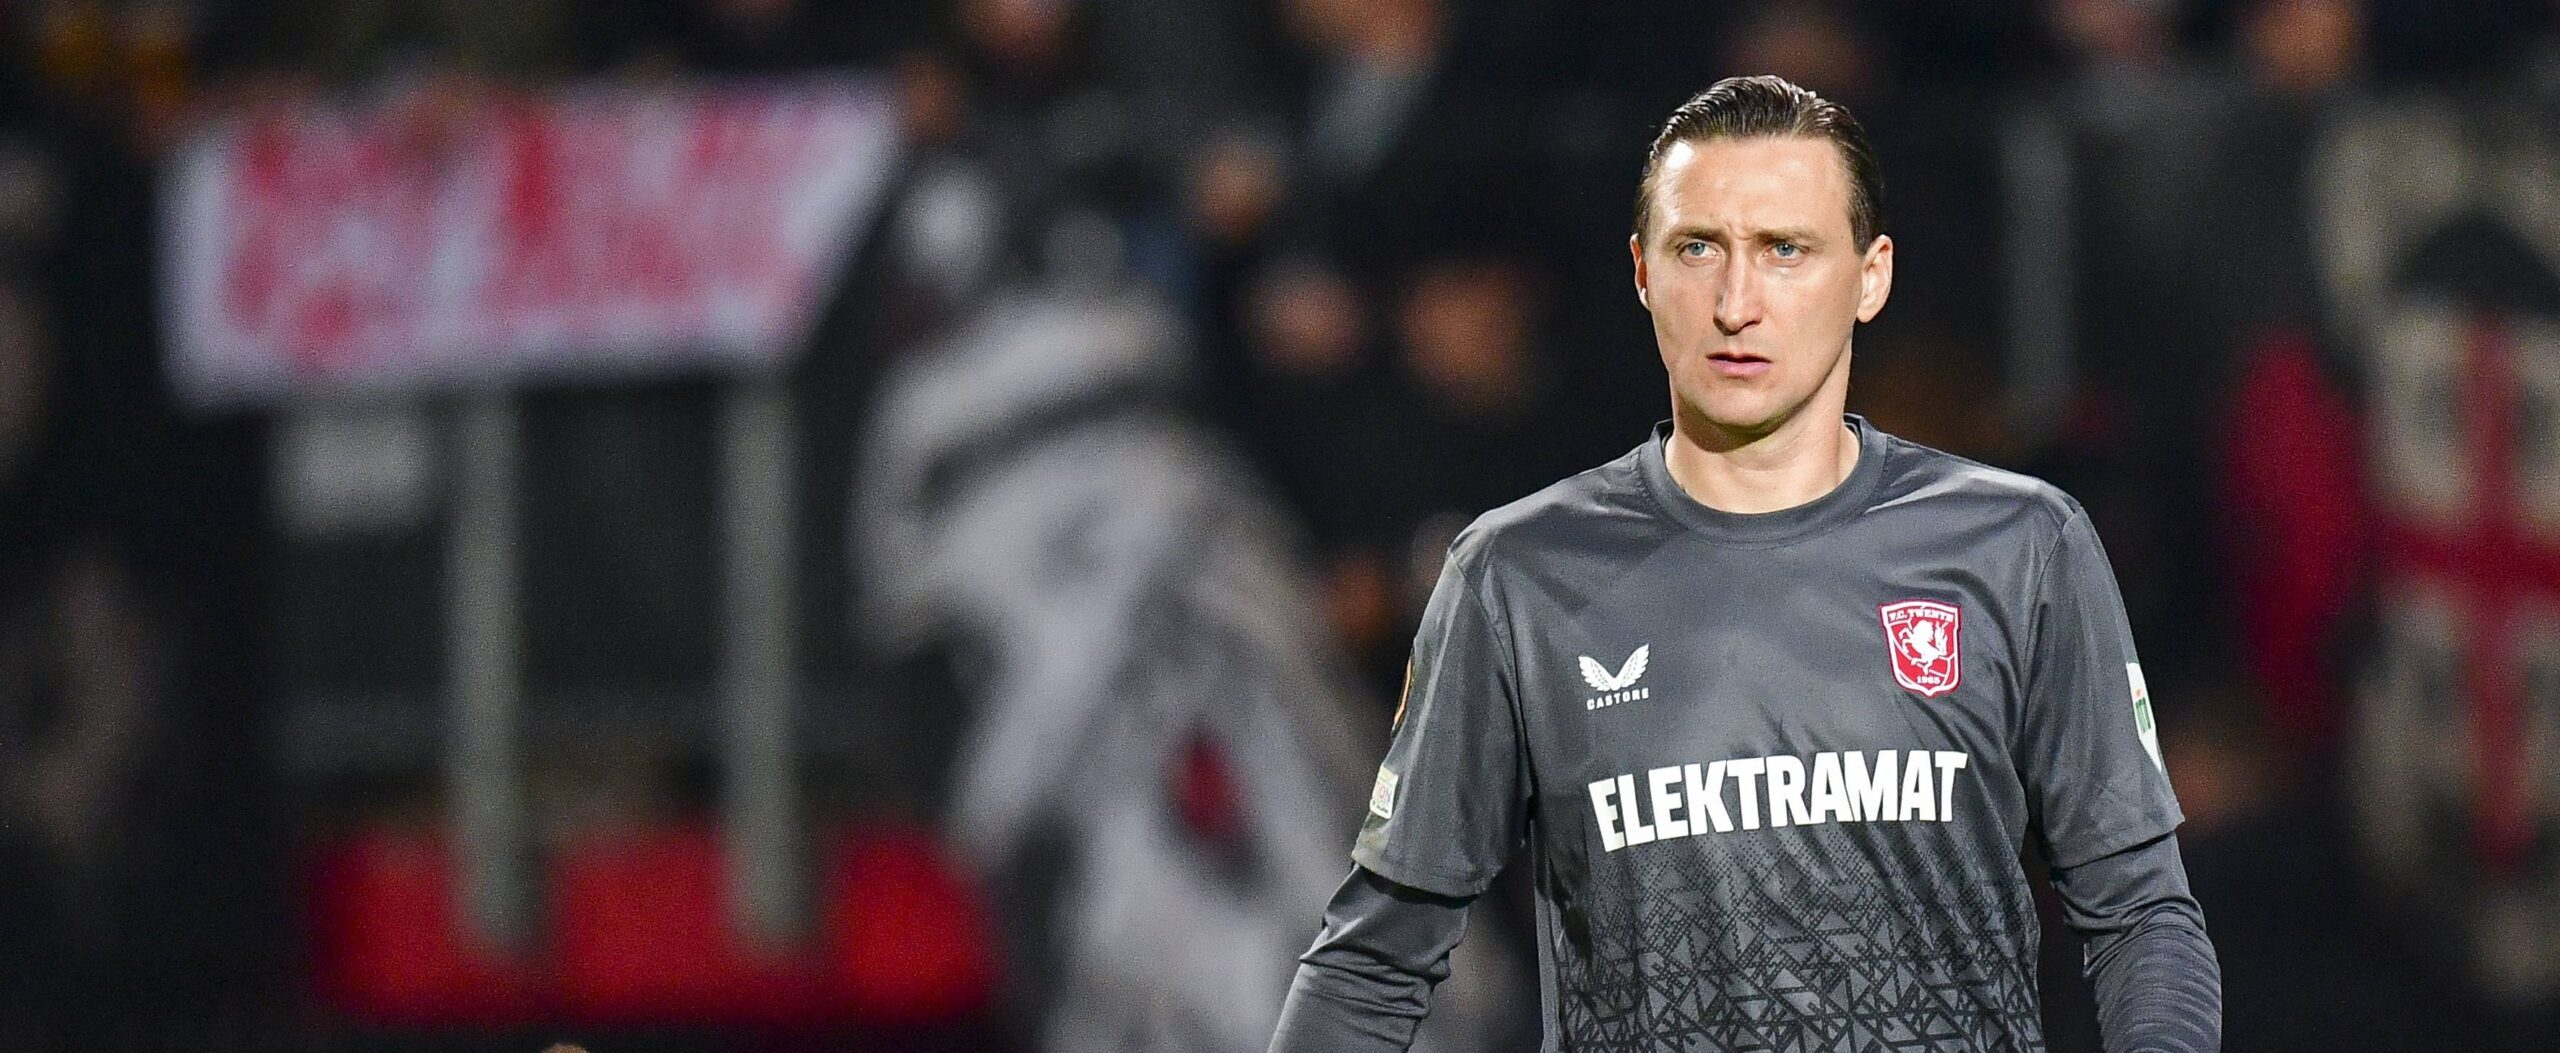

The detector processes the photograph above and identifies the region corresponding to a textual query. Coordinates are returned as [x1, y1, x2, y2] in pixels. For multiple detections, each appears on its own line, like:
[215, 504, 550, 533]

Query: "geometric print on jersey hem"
[1552, 823, 2044, 1053]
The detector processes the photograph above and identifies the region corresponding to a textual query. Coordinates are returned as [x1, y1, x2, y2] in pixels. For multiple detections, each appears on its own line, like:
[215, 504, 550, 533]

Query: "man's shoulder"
[1871, 430, 2084, 544]
[1443, 444, 1657, 578]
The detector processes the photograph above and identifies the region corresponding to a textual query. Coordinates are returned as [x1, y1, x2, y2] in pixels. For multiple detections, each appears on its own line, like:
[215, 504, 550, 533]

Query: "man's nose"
[1714, 260, 1763, 335]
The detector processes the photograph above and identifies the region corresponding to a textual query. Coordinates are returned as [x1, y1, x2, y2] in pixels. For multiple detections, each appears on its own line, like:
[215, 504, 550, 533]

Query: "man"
[1268, 76, 2221, 1052]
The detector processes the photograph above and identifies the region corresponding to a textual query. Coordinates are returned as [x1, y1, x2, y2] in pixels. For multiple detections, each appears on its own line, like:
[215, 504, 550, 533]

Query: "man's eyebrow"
[1660, 225, 1826, 246]
[1750, 227, 1825, 246]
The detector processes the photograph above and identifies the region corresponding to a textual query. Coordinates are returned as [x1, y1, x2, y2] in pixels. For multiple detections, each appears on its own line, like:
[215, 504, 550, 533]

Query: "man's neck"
[1663, 405, 1860, 515]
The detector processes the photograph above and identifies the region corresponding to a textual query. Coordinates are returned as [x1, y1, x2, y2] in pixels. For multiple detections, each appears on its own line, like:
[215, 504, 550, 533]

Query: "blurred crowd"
[3, 0, 2560, 1049]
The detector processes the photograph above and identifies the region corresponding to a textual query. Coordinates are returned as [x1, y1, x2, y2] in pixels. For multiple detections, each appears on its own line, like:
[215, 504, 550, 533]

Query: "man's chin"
[1676, 407, 1782, 446]
[1683, 394, 1782, 430]
[1672, 389, 1831, 447]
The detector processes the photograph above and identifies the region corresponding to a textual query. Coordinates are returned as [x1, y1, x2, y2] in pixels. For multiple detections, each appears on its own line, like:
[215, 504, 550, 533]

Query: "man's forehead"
[1653, 136, 1853, 232]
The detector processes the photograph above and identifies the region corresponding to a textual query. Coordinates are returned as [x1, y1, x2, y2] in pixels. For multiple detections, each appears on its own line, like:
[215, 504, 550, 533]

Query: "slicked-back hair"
[1632, 75, 1884, 250]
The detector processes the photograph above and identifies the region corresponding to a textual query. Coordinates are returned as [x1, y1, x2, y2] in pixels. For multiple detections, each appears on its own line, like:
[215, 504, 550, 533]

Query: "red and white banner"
[162, 79, 901, 407]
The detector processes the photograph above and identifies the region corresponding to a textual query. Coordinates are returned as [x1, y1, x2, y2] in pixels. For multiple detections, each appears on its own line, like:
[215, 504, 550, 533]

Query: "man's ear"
[1630, 233, 1649, 309]
[1856, 234, 1894, 323]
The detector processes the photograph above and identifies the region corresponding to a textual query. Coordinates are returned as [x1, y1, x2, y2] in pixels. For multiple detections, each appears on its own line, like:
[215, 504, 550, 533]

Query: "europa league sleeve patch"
[1369, 766, 1400, 820]
[2128, 663, 2166, 773]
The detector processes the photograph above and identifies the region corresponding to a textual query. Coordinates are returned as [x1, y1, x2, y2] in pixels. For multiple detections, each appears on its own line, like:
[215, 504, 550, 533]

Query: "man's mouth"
[1707, 350, 1770, 377]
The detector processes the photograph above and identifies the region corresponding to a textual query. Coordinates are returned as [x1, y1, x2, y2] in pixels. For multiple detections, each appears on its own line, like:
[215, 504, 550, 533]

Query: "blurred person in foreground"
[1269, 76, 2220, 1052]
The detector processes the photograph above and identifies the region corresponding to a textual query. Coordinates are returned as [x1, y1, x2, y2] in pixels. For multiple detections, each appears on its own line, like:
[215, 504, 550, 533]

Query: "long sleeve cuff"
[2051, 832, 2222, 1053]
[1268, 866, 1476, 1053]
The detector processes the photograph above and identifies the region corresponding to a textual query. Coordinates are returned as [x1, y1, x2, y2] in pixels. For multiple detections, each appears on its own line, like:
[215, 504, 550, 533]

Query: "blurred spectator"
[2199, 0, 2370, 750]
[1265, 0, 1535, 278]
[2243, 0, 2364, 98]
[1378, 256, 1571, 593]
[2030, 0, 2252, 698]
[1725, 0, 1883, 107]
[1228, 255, 1403, 666]
[0, 535, 165, 1049]
[2212, 0, 2367, 330]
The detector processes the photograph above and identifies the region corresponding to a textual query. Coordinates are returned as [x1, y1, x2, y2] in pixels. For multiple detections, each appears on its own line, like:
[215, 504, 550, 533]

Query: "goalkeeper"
[1270, 76, 2220, 1053]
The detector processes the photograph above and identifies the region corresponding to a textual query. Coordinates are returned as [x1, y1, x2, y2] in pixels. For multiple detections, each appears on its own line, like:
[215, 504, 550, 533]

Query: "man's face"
[1631, 136, 1890, 442]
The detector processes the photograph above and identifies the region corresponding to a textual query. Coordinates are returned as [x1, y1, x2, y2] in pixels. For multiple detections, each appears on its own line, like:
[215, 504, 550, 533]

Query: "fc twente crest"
[1881, 600, 1962, 698]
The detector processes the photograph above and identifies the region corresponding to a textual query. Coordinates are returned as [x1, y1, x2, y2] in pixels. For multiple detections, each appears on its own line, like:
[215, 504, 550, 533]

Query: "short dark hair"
[1632, 75, 1884, 249]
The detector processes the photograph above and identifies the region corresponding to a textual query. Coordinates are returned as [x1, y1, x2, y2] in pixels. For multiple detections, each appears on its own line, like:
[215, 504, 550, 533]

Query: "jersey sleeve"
[1350, 545, 1529, 897]
[1268, 866, 1477, 1053]
[2019, 508, 2185, 870]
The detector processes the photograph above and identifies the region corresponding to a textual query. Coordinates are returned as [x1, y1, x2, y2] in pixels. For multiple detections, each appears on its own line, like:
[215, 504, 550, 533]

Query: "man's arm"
[2049, 832, 2221, 1053]
[1274, 529, 1523, 1050]
[1269, 866, 1474, 1053]
[2015, 505, 2219, 1050]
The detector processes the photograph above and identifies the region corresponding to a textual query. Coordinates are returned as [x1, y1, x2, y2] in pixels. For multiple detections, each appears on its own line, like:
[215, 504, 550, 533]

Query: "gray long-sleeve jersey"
[1274, 417, 2221, 1052]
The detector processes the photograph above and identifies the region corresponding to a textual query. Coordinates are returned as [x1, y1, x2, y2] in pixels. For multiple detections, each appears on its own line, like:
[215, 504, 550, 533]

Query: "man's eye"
[1772, 242, 1802, 259]
[1679, 241, 1710, 258]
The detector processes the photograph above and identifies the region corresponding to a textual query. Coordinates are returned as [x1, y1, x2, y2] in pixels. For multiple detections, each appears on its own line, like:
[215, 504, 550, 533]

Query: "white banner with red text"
[162, 79, 900, 407]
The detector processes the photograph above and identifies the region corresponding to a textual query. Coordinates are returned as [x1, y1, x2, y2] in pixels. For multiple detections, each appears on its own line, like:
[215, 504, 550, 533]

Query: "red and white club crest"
[1880, 600, 1962, 697]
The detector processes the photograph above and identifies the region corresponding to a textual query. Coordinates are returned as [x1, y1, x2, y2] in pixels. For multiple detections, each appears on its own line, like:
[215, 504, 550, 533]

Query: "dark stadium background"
[1, 0, 2556, 1049]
